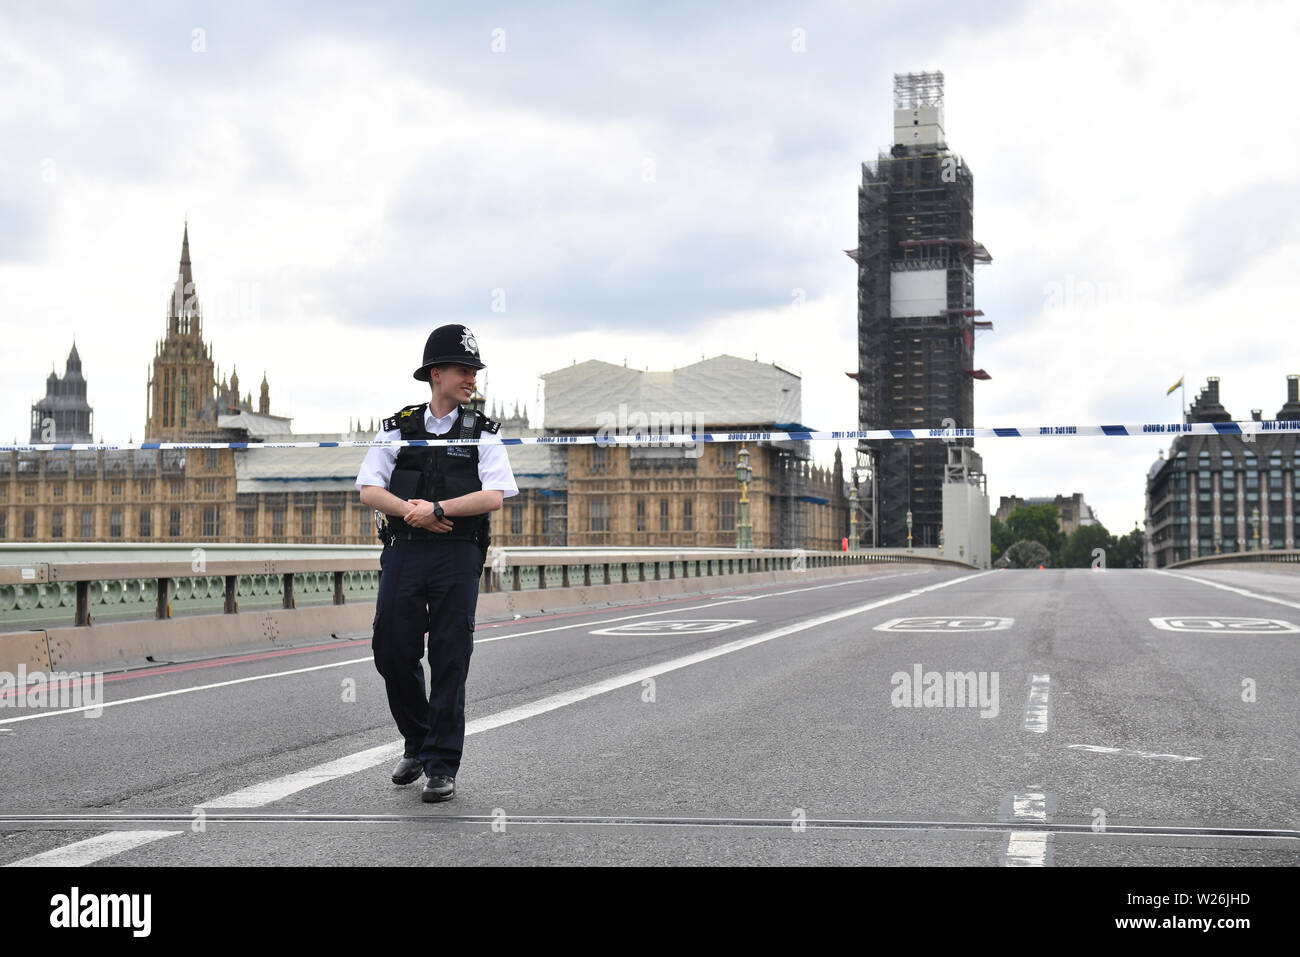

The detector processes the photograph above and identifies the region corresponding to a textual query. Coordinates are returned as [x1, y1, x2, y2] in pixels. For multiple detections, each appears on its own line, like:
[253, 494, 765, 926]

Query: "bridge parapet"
[1167, 549, 1300, 570]
[0, 544, 974, 673]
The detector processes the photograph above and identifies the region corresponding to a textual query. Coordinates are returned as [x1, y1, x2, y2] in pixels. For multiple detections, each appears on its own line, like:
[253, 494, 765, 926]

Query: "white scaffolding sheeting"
[541, 355, 803, 430]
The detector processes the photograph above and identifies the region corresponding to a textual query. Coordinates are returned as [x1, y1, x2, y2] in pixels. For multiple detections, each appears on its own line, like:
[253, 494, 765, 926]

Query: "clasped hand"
[403, 498, 454, 533]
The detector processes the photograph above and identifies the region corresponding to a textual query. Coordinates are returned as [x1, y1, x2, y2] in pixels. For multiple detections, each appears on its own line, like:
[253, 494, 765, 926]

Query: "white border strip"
[1154, 571, 1300, 612]
[5, 830, 182, 867]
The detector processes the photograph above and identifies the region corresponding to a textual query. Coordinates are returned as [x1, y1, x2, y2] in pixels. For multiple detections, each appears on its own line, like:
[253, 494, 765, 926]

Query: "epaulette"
[381, 403, 427, 433]
[479, 412, 501, 434]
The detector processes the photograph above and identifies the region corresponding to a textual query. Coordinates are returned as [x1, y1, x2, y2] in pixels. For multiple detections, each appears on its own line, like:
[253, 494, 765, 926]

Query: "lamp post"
[1251, 507, 1260, 550]
[906, 509, 913, 553]
[736, 446, 753, 550]
[848, 480, 859, 553]
[938, 528, 944, 556]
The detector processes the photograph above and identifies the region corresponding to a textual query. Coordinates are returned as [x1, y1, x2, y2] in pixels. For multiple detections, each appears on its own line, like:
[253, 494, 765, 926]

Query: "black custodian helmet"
[413, 324, 486, 380]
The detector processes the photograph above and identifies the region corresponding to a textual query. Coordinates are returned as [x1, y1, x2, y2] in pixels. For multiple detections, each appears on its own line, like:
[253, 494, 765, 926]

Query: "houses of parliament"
[2, 226, 850, 550]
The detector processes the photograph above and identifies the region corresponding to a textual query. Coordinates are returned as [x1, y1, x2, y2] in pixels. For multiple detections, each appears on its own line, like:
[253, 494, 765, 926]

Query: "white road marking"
[1148, 616, 1299, 634]
[1022, 674, 1051, 733]
[589, 619, 755, 636]
[873, 616, 1013, 632]
[10, 569, 983, 865]
[5, 830, 182, 867]
[197, 740, 405, 809]
[1067, 744, 1202, 762]
[1012, 793, 1048, 821]
[198, 571, 987, 808]
[472, 571, 920, 644]
[0, 657, 375, 726]
[1003, 831, 1050, 866]
[1002, 792, 1052, 867]
[1155, 571, 1300, 611]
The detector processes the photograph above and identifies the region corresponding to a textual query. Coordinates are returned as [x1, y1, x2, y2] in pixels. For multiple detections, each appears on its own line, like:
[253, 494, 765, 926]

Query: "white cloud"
[3, 1, 1298, 538]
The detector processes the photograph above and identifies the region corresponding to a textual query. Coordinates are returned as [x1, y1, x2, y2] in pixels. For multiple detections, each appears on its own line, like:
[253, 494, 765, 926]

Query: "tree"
[1001, 540, 1051, 568]
[990, 516, 1016, 563]
[1109, 525, 1146, 568]
[1060, 523, 1113, 568]
[1004, 504, 1067, 566]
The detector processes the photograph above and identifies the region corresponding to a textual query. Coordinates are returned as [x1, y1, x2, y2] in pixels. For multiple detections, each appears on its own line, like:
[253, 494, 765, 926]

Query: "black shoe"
[391, 757, 424, 785]
[421, 775, 455, 803]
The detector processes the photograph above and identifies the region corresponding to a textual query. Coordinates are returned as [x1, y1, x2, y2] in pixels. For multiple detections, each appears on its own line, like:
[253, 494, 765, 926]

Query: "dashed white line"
[1022, 674, 1051, 733]
[1002, 792, 1052, 867]
[1004, 831, 1051, 866]
[1012, 793, 1048, 821]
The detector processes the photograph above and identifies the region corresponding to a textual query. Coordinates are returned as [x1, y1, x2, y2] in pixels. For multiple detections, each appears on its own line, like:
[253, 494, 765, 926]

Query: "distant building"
[2, 225, 376, 546]
[943, 447, 991, 567]
[996, 492, 1098, 535]
[482, 401, 567, 547]
[1145, 376, 1300, 567]
[30, 343, 93, 443]
[849, 70, 993, 549]
[144, 224, 279, 442]
[497, 356, 848, 550]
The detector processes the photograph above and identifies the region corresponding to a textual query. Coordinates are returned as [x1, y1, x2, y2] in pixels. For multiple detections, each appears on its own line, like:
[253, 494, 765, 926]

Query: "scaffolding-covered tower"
[847, 71, 992, 548]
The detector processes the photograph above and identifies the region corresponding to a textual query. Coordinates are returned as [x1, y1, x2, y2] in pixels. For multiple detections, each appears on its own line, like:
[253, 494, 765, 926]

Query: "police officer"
[355, 324, 517, 802]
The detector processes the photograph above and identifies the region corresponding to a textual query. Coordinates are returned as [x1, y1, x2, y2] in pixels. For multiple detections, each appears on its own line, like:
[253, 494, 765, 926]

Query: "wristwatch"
[433, 502, 445, 521]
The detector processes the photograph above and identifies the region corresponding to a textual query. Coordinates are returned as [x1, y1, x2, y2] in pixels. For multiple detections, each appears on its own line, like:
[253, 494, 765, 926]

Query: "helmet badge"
[460, 328, 479, 355]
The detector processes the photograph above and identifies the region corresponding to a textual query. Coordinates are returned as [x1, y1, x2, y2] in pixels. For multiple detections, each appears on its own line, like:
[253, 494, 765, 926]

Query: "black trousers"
[372, 539, 480, 778]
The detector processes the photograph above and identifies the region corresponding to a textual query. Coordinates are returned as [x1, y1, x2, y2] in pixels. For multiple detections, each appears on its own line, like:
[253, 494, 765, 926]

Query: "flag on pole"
[1166, 376, 1183, 396]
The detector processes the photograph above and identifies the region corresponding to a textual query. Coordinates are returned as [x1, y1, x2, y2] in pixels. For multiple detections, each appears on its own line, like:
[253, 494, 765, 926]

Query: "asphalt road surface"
[2, 565, 1297, 866]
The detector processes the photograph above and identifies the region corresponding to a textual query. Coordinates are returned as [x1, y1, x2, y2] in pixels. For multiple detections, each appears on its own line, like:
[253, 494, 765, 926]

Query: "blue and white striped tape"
[4, 420, 1298, 452]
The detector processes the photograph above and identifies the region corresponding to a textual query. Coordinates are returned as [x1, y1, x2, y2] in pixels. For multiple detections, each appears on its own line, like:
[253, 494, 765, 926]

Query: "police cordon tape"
[4, 420, 1299, 452]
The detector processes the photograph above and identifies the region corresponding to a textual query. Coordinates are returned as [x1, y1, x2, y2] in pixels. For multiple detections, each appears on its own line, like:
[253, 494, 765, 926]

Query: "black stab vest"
[385, 404, 487, 544]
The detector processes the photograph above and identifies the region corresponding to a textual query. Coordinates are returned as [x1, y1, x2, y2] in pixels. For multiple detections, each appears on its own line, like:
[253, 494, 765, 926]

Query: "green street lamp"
[848, 481, 859, 553]
[736, 446, 753, 550]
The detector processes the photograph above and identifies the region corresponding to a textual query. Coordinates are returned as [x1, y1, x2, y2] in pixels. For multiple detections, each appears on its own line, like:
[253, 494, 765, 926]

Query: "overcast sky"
[3, 0, 1298, 533]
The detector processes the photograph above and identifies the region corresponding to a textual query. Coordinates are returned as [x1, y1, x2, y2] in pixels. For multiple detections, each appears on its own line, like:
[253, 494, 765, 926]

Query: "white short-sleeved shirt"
[355, 405, 518, 498]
